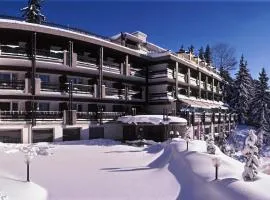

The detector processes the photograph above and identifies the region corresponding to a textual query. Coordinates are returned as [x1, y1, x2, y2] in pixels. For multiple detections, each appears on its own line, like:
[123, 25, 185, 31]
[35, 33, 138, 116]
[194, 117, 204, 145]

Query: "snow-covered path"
[0, 139, 270, 200]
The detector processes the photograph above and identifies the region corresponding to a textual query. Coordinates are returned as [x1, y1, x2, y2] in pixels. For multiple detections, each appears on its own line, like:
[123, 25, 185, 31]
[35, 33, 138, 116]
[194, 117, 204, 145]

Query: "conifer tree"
[220, 67, 234, 107]
[233, 55, 253, 124]
[21, 0, 46, 24]
[188, 45, 194, 54]
[179, 45, 185, 53]
[250, 68, 270, 128]
[198, 47, 204, 60]
[204, 44, 212, 64]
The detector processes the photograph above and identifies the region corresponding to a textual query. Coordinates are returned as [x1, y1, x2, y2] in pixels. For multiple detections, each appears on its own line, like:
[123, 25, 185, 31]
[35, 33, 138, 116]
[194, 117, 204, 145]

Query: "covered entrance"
[0, 129, 21, 143]
[32, 129, 54, 143]
[63, 128, 80, 141]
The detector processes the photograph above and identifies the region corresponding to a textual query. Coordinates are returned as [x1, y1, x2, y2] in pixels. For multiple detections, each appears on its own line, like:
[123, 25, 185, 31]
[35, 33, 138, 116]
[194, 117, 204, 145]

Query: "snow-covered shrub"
[206, 133, 216, 154]
[256, 129, 264, 156]
[221, 144, 235, 157]
[0, 192, 8, 200]
[242, 130, 260, 181]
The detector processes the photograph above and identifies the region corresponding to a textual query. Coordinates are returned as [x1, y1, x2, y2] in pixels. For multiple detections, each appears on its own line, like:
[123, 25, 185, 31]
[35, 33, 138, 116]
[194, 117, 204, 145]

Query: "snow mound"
[147, 139, 270, 200]
[0, 171, 48, 200]
[118, 115, 187, 125]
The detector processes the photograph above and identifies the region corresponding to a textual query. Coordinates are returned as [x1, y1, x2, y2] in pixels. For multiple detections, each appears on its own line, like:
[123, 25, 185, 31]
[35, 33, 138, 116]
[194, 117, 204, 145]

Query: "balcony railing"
[36, 49, 64, 61]
[77, 55, 98, 70]
[71, 84, 94, 94]
[190, 77, 197, 86]
[0, 111, 62, 121]
[0, 45, 64, 62]
[0, 45, 28, 57]
[0, 80, 24, 90]
[77, 111, 125, 121]
[41, 82, 61, 92]
[130, 67, 145, 78]
[177, 73, 186, 83]
[105, 87, 125, 99]
[128, 89, 143, 100]
[103, 61, 121, 74]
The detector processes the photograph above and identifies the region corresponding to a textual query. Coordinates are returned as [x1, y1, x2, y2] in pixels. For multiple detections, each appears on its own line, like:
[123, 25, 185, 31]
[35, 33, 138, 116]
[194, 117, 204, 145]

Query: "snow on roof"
[117, 115, 187, 125]
[177, 94, 228, 109]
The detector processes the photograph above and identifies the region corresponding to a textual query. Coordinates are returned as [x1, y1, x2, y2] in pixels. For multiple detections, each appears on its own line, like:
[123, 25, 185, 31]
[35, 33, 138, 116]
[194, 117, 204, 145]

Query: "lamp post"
[185, 133, 191, 151]
[132, 107, 136, 116]
[99, 106, 103, 125]
[169, 130, 174, 140]
[24, 150, 34, 182]
[212, 157, 221, 180]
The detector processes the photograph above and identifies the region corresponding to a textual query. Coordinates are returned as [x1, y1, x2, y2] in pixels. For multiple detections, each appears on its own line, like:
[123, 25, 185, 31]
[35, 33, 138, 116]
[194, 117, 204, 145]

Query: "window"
[38, 103, 50, 111]
[0, 73, 11, 81]
[39, 75, 50, 83]
[68, 77, 83, 84]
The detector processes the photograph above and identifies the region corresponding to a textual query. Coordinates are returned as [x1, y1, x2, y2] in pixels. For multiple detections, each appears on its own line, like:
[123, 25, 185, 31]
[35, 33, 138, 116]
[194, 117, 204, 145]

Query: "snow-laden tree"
[0, 192, 8, 200]
[256, 129, 264, 157]
[21, 0, 46, 24]
[204, 44, 212, 64]
[232, 55, 253, 124]
[198, 47, 204, 60]
[250, 68, 270, 128]
[242, 130, 260, 181]
[206, 133, 216, 154]
[220, 68, 235, 107]
[188, 45, 195, 54]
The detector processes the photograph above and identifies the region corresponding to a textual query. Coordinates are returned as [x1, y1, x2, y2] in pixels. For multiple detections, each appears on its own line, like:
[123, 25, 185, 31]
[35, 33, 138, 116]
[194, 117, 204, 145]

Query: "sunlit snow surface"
[0, 138, 270, 200]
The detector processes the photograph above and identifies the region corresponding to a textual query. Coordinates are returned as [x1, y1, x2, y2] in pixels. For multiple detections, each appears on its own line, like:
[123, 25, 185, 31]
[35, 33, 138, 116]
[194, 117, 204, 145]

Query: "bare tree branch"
[212, 43, 237, 71]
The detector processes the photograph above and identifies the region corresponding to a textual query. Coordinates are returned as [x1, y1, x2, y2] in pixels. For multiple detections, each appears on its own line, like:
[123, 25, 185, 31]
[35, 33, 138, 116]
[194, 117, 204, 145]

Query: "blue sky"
[1, 1, 270, 80]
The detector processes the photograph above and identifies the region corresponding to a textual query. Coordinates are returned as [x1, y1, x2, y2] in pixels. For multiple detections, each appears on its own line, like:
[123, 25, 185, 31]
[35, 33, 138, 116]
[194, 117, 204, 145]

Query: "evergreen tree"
[242, 130, 259, 181]
[188, 45, 194, 54]
[21, 0, 46, 24]
[198, 47, 204, 60]
[233, 55, 253, 124]
[250, 68, 270, 128]
[220, 67, 234, 107]
[204, 44, 212, 64]
[179, 45, 185, 53]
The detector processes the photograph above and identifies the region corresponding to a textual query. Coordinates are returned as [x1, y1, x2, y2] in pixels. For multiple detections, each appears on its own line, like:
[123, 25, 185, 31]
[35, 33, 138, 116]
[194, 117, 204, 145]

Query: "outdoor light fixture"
[132, 107, 136, 116]
[185, 134, 191, 151]
[212, 156, 221, 180]
[24, 153, 34, 182]
[169, 130, 174, 140]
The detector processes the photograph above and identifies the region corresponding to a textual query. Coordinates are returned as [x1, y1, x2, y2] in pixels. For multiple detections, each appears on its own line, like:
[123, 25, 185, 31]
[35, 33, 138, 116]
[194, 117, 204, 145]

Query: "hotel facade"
[0, 16, 237, 143]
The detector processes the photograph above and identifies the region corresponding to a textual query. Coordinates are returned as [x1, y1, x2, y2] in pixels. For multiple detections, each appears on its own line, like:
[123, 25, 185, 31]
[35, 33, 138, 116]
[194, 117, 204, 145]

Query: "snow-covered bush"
[0, 192, 8, 200]
[206, 133, 216, 154]
[256, 129, 264, 156]
[242, 130, 260, 181]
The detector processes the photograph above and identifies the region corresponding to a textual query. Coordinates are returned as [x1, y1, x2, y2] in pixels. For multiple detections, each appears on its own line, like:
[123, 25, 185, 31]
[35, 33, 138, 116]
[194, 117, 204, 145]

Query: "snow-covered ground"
[0, 138, 270, 200]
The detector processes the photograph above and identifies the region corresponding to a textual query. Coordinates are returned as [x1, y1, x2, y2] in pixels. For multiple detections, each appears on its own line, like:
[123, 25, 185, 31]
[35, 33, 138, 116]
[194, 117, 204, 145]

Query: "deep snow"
[1, 138, 270, 200]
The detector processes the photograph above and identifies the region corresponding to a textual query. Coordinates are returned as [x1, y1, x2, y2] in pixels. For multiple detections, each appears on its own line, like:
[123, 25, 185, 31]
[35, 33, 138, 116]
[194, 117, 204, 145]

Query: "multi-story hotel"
[0, 16, 237, 143]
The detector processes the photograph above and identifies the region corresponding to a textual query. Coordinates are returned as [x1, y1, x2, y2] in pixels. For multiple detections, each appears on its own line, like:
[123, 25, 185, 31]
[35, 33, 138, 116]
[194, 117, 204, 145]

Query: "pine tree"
[250, 68, 270, 128]
[242, 130, 259, 181]
[204, 44, 212, 64]
[188, 45, 194, 54]
[233, 55, 253, 124]
[179, 45, 185, 53]
[199, 47, 204, 60]
[21, 0, 46, 24]
[220, 67, 234, 107]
